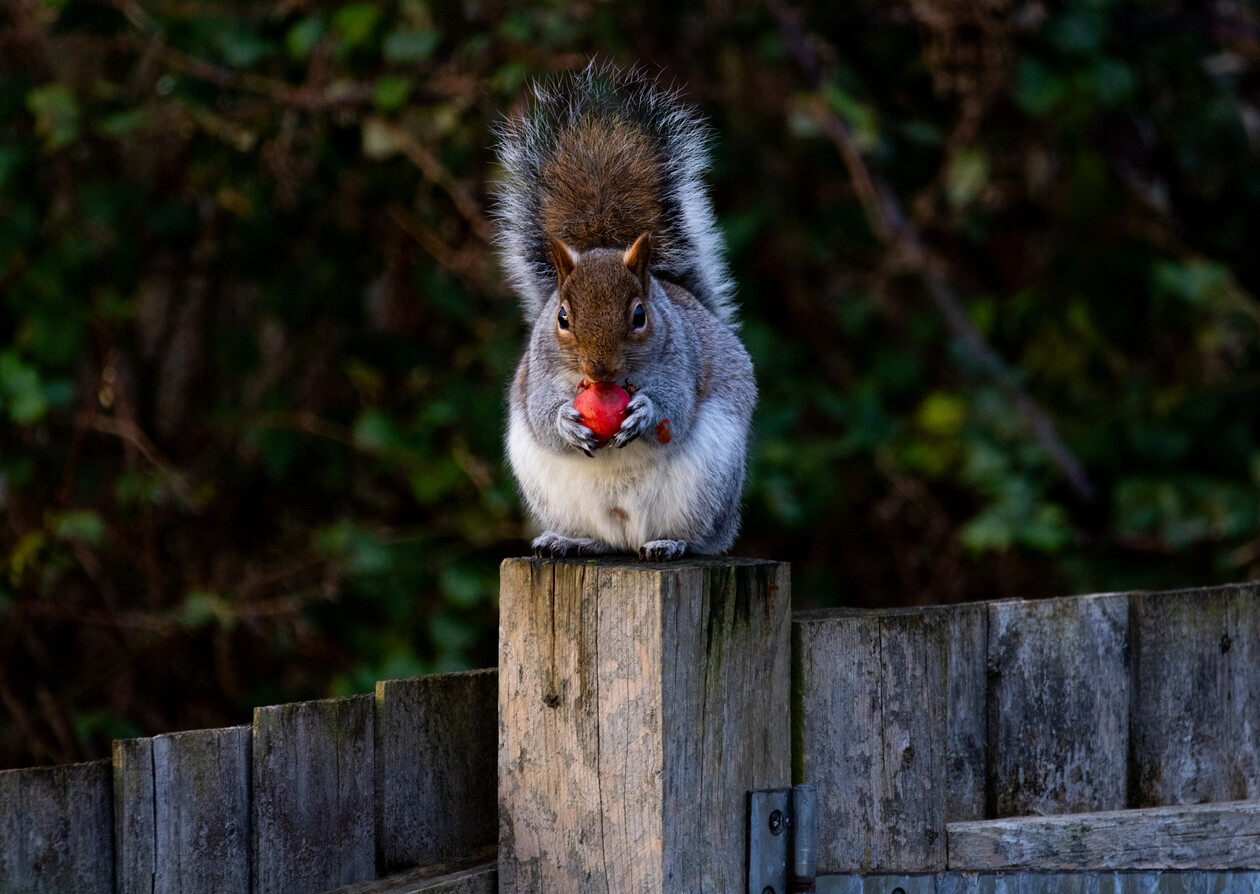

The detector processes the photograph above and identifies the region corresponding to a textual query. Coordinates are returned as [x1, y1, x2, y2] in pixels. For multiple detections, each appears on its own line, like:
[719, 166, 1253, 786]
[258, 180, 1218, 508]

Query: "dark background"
[2, 0, 1258, 769]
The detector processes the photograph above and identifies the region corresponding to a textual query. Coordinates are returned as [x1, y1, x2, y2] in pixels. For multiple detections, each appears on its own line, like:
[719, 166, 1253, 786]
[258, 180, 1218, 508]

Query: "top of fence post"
[497, 556, 791, 894]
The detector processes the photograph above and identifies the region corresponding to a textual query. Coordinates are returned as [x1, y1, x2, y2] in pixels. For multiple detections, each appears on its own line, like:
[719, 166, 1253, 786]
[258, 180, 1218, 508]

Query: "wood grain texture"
[987, 593, 1129, 817]
[253, 694, 376, 894]
[375, 669, 497, 873]
[947, 799, 1260, 870]
[498, 557, 790, 894]
[0, 759, 114, 893]
[817, 871, 1260, 893]
[793, 603, 986, 872]
[152, 725, 251, 893]
[114, 737, 155, 894]
[661, 561, 791, 892]
[321, 845, 497, 894]
[1131, 582, 1260, 807]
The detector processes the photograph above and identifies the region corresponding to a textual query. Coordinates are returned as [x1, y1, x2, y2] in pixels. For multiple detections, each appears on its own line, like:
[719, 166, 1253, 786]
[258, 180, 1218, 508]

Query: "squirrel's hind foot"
[638, 539, 687, 562]
[532, 532, 614, 558]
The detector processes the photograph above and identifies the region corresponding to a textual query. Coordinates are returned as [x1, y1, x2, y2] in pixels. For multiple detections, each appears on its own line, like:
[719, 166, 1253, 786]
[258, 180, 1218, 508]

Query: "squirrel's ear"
[623, 232, 652, 293]
[549, 239, 578, 288]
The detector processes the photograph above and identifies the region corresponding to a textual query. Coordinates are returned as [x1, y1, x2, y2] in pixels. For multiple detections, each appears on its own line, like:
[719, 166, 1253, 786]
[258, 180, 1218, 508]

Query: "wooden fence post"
[792, 604, 987, 872]
[252, 694, 376, 893]
[498, 557, 790, 894]
[0, 759, 114, 893]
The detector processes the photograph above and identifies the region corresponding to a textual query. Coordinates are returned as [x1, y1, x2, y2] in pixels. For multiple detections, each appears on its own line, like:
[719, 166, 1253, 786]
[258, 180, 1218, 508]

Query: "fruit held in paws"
[574, 382, 630, 445]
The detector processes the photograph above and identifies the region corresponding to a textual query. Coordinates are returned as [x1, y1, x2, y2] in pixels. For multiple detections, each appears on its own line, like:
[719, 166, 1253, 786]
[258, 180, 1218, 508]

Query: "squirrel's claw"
[611, 393, 654, 448]
[557, 404, 602, 456]
[639, 539, 687, 561]
[533, 532, 613, 558]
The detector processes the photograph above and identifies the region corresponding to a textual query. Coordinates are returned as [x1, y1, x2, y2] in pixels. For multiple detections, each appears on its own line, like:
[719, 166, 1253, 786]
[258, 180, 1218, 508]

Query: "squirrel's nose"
[583, 361, 621, 383]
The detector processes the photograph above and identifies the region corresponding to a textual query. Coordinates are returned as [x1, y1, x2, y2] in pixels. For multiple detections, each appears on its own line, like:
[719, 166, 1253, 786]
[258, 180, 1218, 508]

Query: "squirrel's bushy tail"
[493, 62, 737, 326]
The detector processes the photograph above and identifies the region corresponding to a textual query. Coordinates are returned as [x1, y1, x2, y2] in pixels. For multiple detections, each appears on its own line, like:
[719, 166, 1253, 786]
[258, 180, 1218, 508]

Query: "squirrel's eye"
[557, 306, 569, 330]
[632, 304, 646, 329]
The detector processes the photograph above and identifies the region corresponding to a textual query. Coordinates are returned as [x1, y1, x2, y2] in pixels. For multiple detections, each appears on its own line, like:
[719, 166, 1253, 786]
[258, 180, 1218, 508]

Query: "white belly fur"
[508, 402, 739, 551]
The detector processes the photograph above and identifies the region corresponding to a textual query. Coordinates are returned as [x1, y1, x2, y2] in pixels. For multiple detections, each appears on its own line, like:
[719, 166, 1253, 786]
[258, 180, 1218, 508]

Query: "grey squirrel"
[494, 64, 756, 561]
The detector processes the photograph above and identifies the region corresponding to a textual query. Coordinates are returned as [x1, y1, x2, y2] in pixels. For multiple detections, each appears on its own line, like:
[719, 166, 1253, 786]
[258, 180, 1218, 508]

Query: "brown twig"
[372, 120, 494, 244]
[770, 1, 1097, 502]
[247, 410, 357, 447]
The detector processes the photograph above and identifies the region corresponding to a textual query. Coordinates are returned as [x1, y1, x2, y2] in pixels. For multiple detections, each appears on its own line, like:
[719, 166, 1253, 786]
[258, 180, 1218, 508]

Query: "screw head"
[768, 808, 784, 835]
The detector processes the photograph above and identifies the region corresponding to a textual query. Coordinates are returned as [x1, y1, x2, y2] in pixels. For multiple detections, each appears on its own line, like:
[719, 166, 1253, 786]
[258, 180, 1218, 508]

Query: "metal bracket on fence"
[748, 783, 817, 894]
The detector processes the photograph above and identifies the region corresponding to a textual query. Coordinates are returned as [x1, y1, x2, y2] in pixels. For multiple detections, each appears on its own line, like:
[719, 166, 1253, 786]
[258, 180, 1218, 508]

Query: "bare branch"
[770, 1, 1097, 501]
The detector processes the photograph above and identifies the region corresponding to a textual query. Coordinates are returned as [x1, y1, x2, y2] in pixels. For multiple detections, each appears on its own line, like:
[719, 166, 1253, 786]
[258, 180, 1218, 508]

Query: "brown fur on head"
[550, 235, 654, 383]
[540, 118, 663, 250]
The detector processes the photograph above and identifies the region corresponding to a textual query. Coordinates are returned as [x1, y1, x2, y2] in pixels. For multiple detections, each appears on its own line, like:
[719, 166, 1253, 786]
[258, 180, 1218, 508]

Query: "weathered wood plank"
[793, 603, 986, 872]
[321, 845, 497, 894]
[498, 557, 790, 894]
[817, 871, 1260, 893]
[253, 693, 376, 894]
[0, 759, 114, 892]
[153, 725, 251, 893]
[662, 561, 791, 890]
[114, 737, 156, 894]
[1131, 582, 1260, 807]
[946, 603, 987, 823]
[947, 800, 1260, 871]
[987, 593, 1129, 817]
[499, 559, 603, 893]
[375, 670, 497, 874]
[794, 610, 879, 871]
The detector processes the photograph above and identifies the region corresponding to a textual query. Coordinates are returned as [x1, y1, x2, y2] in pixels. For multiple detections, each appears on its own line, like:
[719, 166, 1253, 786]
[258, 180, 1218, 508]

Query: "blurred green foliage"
[1, 0, 1257, 768]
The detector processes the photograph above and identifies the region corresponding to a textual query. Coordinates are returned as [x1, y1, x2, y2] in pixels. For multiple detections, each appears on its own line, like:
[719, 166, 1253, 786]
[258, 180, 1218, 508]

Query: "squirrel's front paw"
[556, 404, 602, 457]
[639, 539, 687, 561]
[610, 393, 656, 448]
[533, 532, 613, 558]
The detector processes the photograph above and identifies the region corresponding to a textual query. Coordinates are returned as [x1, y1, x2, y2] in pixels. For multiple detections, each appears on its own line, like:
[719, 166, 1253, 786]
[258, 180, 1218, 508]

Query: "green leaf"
[945, 148, 989, 209]
[0, 352, 47, 424]
[383, 30, 439, 63]
[315, 520, 393, 575]
[1152, 259, 1230, 306]
[960, 506, 1014, 553]
[917, 393, 967, 437]
[900, 120, 944, 147]
[361, 117, 403, 159]
[72, 710, 140, 748]
[26, 84, 80, 150]
[98, 108, 149, 137]
[216, 29, 275, 69]
[286, 18, 325, 59]
[353, 410, 403, 452]
[1048, 9, 1105, 55]
[1115, 477, 1257, 550]
[179, 590, 236, 630]
[1014, 58, 1066, 117]
[333, 3, 380, 48]
[54, 510, 105, 545]
[0, 146, 24, 194]
[823, 83, 879, 151]
[373, 76, 412, 111]
[1091, 57, 1134, 108]
[440, 565, 484, 608]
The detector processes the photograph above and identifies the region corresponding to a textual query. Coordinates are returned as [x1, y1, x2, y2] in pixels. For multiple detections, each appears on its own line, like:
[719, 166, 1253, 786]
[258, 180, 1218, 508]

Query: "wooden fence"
[2, 560, 1259, 893]
[1, 672, 497, 893]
